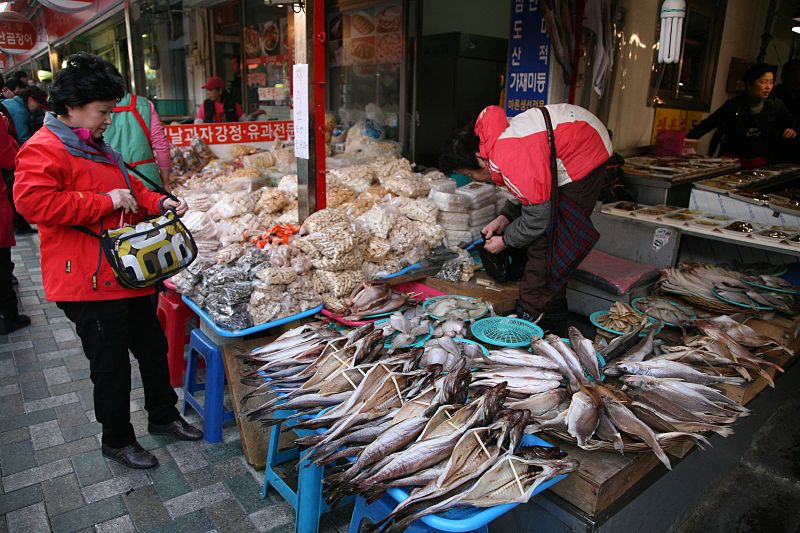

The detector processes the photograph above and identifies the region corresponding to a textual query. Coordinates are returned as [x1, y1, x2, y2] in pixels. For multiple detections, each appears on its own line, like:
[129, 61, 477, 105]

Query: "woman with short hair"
[13, 53, 202, 470]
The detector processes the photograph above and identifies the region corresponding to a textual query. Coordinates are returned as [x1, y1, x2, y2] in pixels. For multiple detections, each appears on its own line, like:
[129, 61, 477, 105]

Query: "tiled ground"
[0, 234, 351, 533]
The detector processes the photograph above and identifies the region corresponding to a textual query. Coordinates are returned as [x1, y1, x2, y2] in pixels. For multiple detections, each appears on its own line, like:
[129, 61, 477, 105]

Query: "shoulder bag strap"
[124, 162, 178, 202]
[540, 106, 559, 221]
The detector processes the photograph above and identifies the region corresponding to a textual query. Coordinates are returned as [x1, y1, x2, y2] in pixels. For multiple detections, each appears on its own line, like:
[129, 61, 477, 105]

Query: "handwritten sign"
[505, 0, 550, 116]
[164, 121, 294, 147]
[0, 12, 37, 55]
[293, 64, 309, 159]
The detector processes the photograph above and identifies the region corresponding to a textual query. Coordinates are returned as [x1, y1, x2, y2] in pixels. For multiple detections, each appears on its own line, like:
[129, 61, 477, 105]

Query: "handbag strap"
[124, 162, 178, 202]
[540, 106, 559, 212]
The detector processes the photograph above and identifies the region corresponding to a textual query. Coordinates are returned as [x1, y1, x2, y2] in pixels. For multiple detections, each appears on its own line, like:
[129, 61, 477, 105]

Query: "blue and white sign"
[505, 0, 551, 117]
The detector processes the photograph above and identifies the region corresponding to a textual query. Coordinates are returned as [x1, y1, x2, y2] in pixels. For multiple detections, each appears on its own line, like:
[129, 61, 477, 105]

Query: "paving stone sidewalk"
[1, 234, 351, 533]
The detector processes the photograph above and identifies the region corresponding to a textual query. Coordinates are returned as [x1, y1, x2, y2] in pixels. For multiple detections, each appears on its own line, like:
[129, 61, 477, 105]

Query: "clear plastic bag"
[314, 269, 363, 298]
[437, 211, 470, 226]
[428, 189, 469, 213]
[398, 198, 438, 224]
[255, 188, 290, 214]
[359, 205, 397, 239]
[428, 178, 457, 193]
[435, 248, 475, 283]
[455, 182, 497, 208]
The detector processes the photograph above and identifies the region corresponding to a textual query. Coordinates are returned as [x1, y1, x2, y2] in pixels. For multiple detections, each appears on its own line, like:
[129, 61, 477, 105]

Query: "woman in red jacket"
[0, 72, 29, 334]
[13, 53, 201, 469]
[440, 104, 613, 334]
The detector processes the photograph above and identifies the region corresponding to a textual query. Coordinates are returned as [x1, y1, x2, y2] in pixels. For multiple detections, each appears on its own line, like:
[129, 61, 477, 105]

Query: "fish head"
[483, 382, 510, 418]
[518, 445, 567, 460]
[603, 363, 624, 377]
[443, 363, 471, 404]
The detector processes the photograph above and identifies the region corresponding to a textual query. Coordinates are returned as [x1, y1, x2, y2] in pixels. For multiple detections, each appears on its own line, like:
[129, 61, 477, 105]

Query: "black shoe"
[148, 417, 203, 441]
[101, 442, 159, 469]
[0, 314, 30, 335]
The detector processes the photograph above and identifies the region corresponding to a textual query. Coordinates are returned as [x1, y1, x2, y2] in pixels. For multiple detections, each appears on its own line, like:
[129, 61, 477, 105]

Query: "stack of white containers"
[428, 179, 471, 244]
[457, 182, 498, 240]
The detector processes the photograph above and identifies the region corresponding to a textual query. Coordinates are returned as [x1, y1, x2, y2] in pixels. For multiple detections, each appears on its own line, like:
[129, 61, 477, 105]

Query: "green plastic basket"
[470, 317, 544, 347]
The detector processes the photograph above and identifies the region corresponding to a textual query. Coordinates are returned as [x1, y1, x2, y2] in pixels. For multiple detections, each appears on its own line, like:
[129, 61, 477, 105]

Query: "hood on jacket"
[474, 105, 509, 186]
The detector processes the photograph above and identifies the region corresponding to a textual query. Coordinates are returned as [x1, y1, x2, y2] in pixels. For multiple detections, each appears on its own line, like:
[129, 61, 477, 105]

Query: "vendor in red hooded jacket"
[440, 104, 613, 334]
[13, 53, 202, 470]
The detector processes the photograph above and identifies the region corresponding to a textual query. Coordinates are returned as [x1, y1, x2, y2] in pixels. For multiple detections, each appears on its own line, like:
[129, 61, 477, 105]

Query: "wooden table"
[424, 272, 520, 314]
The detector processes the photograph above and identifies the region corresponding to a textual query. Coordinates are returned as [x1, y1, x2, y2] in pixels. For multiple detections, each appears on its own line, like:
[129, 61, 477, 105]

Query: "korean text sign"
[505, 0, 551, 116]
[164, 121, 294, 147]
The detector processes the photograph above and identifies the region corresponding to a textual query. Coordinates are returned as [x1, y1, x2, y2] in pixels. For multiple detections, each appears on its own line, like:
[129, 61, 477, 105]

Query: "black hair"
[5, 79, 21, 92]
[21, 86, 47, 105]
[49, 52, 125, 116]
[0, 73, 5, 90]
[438, 123, 481, 175]
[742, 63, 776, 86]
[14, 71, 27, 81]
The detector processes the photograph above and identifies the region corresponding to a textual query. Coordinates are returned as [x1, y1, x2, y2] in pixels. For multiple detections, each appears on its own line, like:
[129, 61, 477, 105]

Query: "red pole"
[567, 0, 585, 105]
[313, 0, 327, 210]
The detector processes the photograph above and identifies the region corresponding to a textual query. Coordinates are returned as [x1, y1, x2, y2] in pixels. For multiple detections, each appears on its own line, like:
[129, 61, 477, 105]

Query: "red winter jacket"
[475, 104, 613, 205]
[13, 113, 167, 302]
[0, 116, 19, 249]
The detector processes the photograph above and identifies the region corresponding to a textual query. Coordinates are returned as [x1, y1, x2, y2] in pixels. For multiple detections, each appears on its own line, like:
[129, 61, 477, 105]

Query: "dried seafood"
[595, 302, 644, 333]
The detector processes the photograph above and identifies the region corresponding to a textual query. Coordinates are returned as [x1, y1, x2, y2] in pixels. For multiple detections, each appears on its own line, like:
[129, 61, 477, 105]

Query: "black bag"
[476, 236, 528, 283]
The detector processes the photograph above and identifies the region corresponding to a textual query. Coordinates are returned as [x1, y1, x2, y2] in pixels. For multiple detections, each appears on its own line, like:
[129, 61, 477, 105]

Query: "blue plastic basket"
[470, 317, 543, 347]
[589, 310, 663, 337]
[375, 433, 568, 531]
[375, 318, 434, 349]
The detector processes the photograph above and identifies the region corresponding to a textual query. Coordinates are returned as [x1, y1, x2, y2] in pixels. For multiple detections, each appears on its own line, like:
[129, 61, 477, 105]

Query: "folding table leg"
[295, 454, 325, 533]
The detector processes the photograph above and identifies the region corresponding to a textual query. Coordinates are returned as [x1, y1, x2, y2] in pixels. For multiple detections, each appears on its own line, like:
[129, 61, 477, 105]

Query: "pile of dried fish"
[425, 296, 490, 321]
[655, 263, 744, 313]
[421, 336, 484, 372]
[742, 274, 800, 293]
[379, 308, 432, 351]
[712, 280, 798, 314]
[635, 296, 700, 324]
[595, 302, 646, 333]
[325, 282, 411, 321]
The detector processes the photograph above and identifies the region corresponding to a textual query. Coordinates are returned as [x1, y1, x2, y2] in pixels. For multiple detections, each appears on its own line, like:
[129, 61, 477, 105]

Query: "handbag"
[476, 235, 528, 283]
[76, 163, 198, 289]
[541, 107, 599, 291]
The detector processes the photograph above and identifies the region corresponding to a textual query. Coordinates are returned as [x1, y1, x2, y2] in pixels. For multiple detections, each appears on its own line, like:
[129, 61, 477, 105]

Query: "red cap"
[202, 76, 225, 90]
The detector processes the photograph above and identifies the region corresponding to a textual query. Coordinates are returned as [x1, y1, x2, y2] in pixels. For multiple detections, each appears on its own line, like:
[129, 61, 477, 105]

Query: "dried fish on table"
[635, 296, 698, 324]
[426, 296, 490, 321]
[596, 302, 645, 333]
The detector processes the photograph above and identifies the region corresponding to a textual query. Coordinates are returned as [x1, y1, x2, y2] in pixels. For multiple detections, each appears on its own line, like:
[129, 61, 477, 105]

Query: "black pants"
[0, 247, 18, 318]
[57, 296, 179, 448]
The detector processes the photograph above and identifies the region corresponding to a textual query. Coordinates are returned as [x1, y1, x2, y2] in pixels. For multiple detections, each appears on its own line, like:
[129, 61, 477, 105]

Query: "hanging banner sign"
[38, 0, 94, 13]
[164, 121, 294, 147]
[0, 12, 37, 55]
[504, 0, 551, 117]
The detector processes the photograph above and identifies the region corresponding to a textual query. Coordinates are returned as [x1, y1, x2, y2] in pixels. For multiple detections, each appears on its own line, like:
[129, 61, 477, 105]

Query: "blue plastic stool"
[262, 412, 331, 533]
[182, 328, 235, 443]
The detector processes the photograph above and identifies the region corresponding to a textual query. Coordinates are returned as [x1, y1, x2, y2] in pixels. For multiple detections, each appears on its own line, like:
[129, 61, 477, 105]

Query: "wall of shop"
[421, 0, 510, 39]
[604, 0, 793, 154]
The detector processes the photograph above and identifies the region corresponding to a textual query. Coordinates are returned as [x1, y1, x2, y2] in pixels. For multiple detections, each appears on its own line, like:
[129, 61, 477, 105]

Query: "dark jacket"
[687, 95, 797, 161]
[202, 96, 239, 123]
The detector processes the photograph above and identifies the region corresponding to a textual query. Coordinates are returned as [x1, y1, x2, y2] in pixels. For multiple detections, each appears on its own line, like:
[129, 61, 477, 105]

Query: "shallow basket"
[423, 295, 490, 322]
[470, 317, 544, 347]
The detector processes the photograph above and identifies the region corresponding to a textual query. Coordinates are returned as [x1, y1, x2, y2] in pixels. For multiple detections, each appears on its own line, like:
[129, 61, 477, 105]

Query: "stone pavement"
[1, 234, 352, 533]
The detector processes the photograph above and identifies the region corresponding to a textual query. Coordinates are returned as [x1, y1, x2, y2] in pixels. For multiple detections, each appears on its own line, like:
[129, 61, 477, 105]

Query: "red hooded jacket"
[13, 113, 167, 302]
[474, 104, 613, 205]
[0, 115, 19, 249]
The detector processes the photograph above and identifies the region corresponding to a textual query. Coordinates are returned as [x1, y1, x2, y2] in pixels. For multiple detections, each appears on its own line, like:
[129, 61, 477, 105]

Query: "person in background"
[194, 76, 263, 124]
[3, 79, 21, 99]
[686, 63, 797, 168]
[13, 53, 201, 470]
[27, 88, 48, 137]
[104, 91, 172, 190]
[440, 104, 612, 335]
[770, 59, 800, 164]
[0, 71, 29, 335]
[14, 71, 29, 88]
[2, 86, 48, 143]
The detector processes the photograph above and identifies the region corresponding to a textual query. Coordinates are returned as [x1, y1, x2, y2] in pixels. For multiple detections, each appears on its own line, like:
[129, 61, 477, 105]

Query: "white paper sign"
[293, 64, 309, 159]
[653, 227, 673, 251]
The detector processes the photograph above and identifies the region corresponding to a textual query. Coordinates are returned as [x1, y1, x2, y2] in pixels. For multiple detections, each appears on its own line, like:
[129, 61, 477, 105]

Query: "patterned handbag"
[76, 164, 197, 289]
